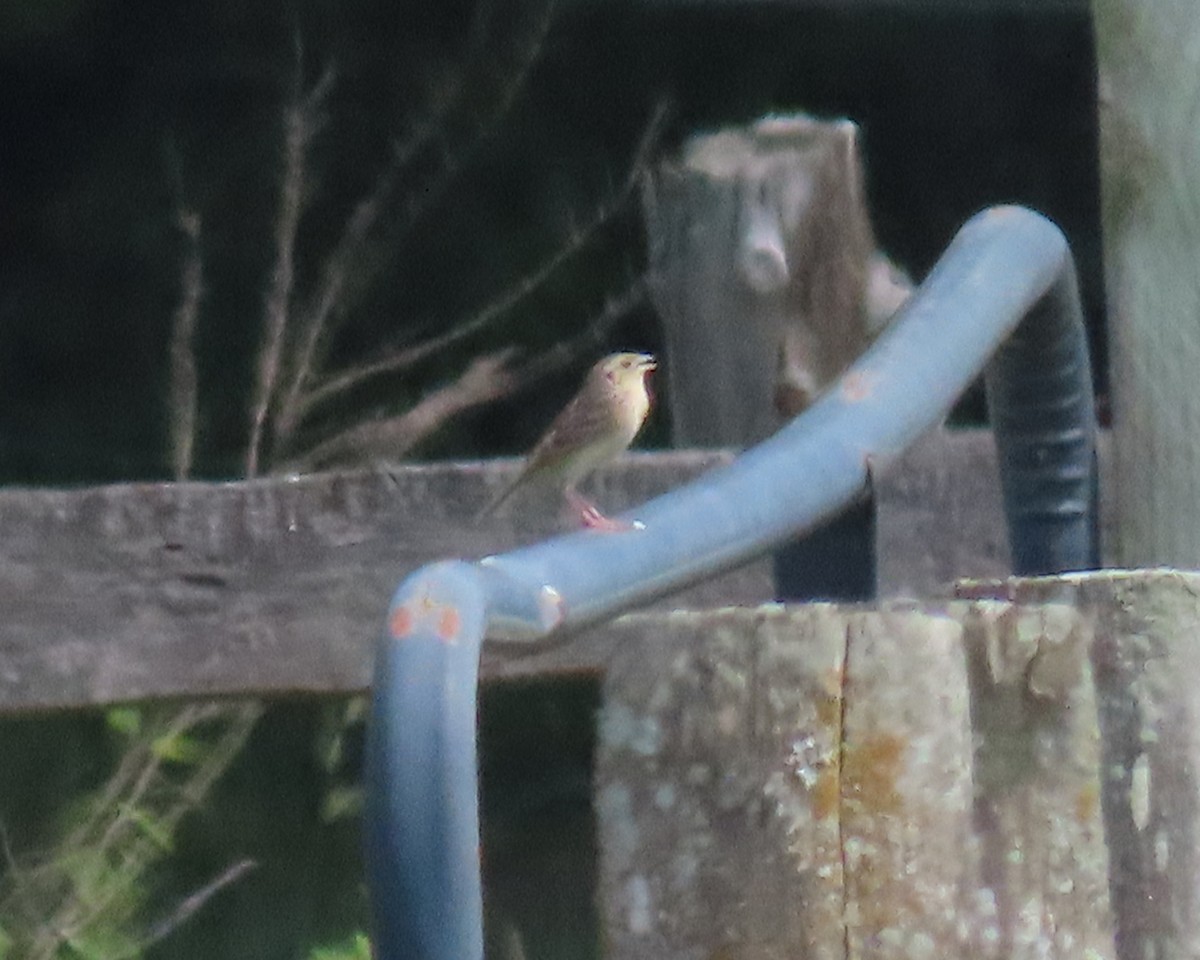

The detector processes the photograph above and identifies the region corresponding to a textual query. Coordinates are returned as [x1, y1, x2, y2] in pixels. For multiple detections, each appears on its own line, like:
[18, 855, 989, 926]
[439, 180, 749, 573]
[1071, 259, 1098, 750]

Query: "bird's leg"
[565, 489, 636, 533]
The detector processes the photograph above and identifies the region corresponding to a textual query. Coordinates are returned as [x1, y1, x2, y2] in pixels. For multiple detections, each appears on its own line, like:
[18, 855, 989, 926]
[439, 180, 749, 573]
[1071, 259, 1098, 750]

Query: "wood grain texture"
[0, 450, 730, 713]
[0, 429, 1098, 713]
[1095, 0, 1200, 566]
[963, 570, 1200, 958]
[596, 607, 849, 960]
[595, 573, 1200, 959]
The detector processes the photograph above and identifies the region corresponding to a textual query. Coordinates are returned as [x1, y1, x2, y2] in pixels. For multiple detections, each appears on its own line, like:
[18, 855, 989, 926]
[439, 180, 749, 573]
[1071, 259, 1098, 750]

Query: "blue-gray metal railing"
[364, 205, 1099, 960]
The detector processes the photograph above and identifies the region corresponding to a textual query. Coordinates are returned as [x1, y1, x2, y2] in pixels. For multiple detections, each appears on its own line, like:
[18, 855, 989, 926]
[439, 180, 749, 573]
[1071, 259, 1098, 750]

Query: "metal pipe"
[365, 205, 1098, 960]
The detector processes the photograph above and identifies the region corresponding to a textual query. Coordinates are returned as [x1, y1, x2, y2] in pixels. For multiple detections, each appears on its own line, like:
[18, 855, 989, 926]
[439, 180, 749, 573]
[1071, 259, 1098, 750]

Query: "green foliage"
[0, 704, 261, 960]
[308, 933, 372, 960]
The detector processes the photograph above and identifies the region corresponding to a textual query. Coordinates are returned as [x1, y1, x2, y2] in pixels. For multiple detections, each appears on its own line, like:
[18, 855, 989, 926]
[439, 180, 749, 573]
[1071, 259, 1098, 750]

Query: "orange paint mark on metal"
[842, 733, 905, 815]
[389, 605, 414, 639]
[437, 608, 461, 643]
[840, 369, 879, 403]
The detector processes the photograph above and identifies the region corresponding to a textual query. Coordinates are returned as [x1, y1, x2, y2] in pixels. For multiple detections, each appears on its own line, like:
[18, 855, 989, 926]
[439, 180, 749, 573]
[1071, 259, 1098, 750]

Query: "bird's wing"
[478, 390, 613, 518]
[523, 388, 618, 475]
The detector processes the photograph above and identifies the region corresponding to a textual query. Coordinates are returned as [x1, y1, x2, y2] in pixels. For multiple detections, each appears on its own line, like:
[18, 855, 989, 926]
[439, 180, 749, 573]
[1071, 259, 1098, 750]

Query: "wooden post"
[975, 571, 1200, 959]
[1094, 3, 1200, 565]
[596, 569, 1200, 959]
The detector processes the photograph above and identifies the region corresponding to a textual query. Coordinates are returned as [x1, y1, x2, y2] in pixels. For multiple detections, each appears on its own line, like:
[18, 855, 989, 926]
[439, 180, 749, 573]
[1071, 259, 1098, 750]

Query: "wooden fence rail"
[4, 433, 1185, 957]
[0, 427, 1100, 714]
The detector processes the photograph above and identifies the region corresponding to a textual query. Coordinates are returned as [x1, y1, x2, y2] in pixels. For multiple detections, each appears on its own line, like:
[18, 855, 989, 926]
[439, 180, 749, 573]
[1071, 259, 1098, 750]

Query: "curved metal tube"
[365, 205, 1098, 960]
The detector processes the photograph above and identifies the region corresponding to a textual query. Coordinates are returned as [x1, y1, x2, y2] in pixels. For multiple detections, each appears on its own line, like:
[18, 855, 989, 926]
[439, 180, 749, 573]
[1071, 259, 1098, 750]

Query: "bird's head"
[597, 351, 656, 391]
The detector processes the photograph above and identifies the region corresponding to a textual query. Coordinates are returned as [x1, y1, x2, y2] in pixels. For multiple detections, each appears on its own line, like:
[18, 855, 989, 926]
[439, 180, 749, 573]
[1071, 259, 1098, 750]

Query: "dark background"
[0, 3, 1099, 958]
[0, 0, 1100, 484]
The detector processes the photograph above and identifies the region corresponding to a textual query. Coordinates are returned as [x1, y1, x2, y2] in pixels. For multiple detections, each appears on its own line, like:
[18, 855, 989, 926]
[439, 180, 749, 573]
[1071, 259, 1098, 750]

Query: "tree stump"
[643, 112, 906, 446]
[642, 113, 910, 602]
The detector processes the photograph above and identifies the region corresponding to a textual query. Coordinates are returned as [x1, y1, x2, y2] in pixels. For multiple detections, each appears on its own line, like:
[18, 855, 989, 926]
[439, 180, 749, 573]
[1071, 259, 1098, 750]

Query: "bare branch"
[135, 859, 258, 954]
[245, 49, 336, 478]
[289, 98, 669, 425]
[383, 0, 557, 236]
[59, 704, 262, 954]
[167, 205, 204, 482]
[286, 274, 646, 472]
[266, 102, 456, 445]
[273, 0, 560, 446]
[497, 275, 649, 391]
[4, 701, 263, 960]
[293, 348, 521, 470]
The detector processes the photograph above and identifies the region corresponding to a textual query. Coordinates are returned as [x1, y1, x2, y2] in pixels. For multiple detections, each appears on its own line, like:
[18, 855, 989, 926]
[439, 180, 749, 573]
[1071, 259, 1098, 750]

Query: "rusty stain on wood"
[841, 732, 905, 817]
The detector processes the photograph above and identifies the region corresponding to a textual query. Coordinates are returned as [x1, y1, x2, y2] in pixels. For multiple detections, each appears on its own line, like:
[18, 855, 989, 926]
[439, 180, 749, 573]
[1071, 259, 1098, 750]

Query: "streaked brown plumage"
[481, 352, 657, 529]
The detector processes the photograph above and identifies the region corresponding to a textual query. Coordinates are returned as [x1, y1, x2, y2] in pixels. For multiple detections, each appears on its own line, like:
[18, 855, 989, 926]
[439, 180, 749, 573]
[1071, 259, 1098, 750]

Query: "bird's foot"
[581, 507, 639, 532]
[568, 492, 642, 533]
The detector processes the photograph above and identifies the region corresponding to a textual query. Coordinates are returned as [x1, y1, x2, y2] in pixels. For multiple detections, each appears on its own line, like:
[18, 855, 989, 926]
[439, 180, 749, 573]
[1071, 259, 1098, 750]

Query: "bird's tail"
[476, 476, 518, 521]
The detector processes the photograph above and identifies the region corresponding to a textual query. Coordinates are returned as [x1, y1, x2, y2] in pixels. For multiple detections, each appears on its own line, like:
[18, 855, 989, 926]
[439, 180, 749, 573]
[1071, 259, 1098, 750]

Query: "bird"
[480, 351, 657, 531]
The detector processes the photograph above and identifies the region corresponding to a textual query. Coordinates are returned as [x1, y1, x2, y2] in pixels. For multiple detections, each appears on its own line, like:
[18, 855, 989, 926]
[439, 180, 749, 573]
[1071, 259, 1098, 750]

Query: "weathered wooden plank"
[0, 428, 1097, 713]
[1095, 1, 1200, 566]
[596, 606, 849, 960]
[838, 608, 984, 957]
[595, 573, 1179, 959]
[0, 450, 725, 712]
[960, 570, 1200, 958]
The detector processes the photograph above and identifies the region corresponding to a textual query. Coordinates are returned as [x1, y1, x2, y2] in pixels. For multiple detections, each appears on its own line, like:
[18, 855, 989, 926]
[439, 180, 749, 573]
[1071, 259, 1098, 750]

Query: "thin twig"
[165, 150, 204, 482]
[270, 138, 405, 445]
[273, 0, 559, 447]
[245, 43, 336, 478]
[496, 275, 649, 391]
[92, 704, 211, 855]
[294, 348, 522, 469]
[133, 859, 258, 955]
[290, 98, 669, 426]
[288, 274, 646, 471]
[12, 702, 263, 959]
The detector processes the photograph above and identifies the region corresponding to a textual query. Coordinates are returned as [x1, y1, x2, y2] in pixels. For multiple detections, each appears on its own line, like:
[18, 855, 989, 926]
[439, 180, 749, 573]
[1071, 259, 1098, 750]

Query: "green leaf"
[320, 786, 362, 824]
[309, 932, 372, 960]
[149, 732, 208, 765]
[62, 926, 141, 960]
[121, 804, 174, 853]
[105, 707, 142, 737]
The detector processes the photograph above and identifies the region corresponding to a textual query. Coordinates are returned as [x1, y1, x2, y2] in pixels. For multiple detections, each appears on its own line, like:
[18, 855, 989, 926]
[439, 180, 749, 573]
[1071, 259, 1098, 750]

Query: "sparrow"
[481, 351, 657, 530]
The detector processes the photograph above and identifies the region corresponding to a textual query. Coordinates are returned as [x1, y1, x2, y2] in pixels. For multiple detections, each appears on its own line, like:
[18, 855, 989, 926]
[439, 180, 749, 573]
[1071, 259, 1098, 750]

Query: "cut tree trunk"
[643, 113, 905, 446]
